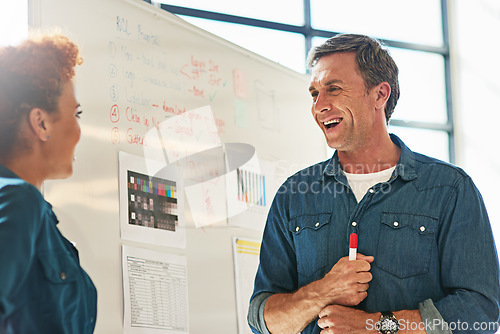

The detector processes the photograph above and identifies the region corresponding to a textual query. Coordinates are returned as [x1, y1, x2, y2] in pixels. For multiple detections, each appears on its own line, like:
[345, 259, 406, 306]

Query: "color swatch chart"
[237, 168, 266, 207]
[127, 255, 188, 332]
[128, 170, 178, 231]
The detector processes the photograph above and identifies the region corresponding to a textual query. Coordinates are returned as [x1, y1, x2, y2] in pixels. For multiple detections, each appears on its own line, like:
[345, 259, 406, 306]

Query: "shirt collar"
[322, 133, 417, 182]
[390, 133, 417, 181]
[0, 164, 21, 179]
[0, 164, 57, 223]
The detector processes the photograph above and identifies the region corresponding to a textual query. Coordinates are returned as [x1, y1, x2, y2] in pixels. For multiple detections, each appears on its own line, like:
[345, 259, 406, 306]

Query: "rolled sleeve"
[248, 292, 272, 334]
[419, 299, 452, 334]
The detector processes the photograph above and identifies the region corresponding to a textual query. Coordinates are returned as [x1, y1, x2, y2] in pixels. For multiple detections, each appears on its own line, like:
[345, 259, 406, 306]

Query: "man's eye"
[328, 86, 340, 94]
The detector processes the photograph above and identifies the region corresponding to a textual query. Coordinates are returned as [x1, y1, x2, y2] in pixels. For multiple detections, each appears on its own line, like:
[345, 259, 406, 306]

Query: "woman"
[0, 34, 97, 333]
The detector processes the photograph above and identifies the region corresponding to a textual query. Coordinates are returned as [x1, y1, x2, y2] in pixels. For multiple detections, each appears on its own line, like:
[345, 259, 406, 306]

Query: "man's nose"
[313, 93, 331, 114]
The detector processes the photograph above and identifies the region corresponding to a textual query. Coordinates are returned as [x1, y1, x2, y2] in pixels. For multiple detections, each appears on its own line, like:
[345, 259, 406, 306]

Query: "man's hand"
[263, 254, 374, 334]
[317, 305, 379, 333]
[317, 253, 374, 307]
[318, 305, 427, 334]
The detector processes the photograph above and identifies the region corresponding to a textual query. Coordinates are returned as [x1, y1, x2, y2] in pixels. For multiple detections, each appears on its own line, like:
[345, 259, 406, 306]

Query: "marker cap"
[349, 233, 358, 248]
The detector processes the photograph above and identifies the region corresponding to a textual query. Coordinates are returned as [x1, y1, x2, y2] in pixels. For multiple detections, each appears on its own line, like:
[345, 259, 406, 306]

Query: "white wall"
[451, 0, 500, 243]
[0, 1, 27, 46]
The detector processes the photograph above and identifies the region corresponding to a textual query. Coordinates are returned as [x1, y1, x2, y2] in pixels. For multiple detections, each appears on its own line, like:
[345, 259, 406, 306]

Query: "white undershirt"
[343, 166, 396, 202]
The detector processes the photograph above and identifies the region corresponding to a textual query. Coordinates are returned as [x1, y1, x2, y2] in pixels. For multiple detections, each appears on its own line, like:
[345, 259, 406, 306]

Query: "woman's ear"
[28, 108, 51, 141]
[374, 81, 391, 111]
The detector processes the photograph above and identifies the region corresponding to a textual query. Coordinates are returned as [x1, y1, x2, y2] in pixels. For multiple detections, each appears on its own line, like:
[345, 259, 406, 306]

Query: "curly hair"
[307, 34, 400, 123]
[0, 33, 82, 158]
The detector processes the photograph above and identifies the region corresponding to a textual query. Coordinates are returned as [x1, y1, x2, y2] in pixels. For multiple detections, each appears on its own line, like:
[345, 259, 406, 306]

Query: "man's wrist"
[392, 309, 426, 334]
[367, 312, 382, 333]
[378, 312, 399, 334]
[304, 276, 335, 310]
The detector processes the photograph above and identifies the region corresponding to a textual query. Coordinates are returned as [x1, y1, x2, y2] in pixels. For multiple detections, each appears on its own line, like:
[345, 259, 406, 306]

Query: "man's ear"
[374, 81, 391, 110]
[28, 108, 50, 141]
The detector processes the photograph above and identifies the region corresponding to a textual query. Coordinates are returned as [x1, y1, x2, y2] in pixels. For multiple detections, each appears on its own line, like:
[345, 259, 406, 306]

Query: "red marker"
[349, 233, 358, 261]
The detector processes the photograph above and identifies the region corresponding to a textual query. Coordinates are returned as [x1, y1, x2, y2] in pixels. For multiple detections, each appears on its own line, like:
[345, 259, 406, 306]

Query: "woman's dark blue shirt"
[0, 165, 97, 333]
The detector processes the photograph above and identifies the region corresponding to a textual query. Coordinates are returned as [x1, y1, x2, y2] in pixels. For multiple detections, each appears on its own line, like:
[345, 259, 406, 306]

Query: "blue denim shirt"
[249, 134, 500, 334]
[0, 165, 97, 333]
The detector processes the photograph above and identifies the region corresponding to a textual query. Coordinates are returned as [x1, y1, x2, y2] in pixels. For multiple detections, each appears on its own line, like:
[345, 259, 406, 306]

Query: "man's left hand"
[317, 304, 379, 334]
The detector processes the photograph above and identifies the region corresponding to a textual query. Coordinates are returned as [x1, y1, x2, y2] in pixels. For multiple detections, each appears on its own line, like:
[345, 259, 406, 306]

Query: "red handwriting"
[209, 60, 219, 73]
[204, 187, 215, 220]
[208, 60, 221, 86]
[215, 118, 226, 134]
[111, 105, 161, 129]
[180, 56, 205, 80]
[179, 63, 192, 80]
[126, 128, 144, 145]
[173, 124, 194, 137]
[126, 107, 141, 124]
[111, 127, 120, 144]
[110, 104, 120, 123]
[154, 102, 186, 115]
[179, 56, 223, 100]
[187, 85, 204, 98]
[209, 74, 221, 86]
[150, 117, 160, 129]
[189, 55, 205, 80]
[140, 116, 160, 129]
[180, 56, 220, 80]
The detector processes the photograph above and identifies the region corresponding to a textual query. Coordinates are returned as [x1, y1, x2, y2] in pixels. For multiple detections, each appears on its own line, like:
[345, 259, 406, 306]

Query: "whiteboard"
[32, 0, 325, 332]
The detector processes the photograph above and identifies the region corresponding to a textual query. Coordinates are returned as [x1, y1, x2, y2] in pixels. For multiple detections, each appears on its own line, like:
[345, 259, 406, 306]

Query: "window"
[150, 0, 454, 162]
[310, 0, 443, 47]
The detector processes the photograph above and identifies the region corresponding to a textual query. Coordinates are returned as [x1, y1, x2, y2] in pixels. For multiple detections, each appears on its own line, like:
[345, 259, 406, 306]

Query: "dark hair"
[0, 33, 82, 158]
[307, 34, 400, 122]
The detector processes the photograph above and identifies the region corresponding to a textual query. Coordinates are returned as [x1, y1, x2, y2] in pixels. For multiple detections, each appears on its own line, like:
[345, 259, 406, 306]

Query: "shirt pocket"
[288, 213, 331, 281]
[38, 250, 80, 284]
[376, 212, 437, 279]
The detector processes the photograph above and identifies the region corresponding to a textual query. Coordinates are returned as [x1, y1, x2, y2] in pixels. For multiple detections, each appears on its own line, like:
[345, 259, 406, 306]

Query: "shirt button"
[295, 227, 300, 232]
[369, 188, 375, 194]
[393, 221, 399, 227]
[315, 222, 320, 227]
[420, 226, 426, 232]
[352, 222, 357, 227]
[59, 272, 67, 280]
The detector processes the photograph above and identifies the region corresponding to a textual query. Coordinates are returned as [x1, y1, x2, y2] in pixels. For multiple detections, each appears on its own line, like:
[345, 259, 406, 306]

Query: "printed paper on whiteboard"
[226, 157, 277, 231]
[119, 151, 186, 248]
[232, 237, 261, 334]
[122, 245, 189, 334]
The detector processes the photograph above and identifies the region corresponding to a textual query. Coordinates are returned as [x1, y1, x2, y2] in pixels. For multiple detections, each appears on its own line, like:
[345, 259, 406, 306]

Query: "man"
[248, 34, 500, 334]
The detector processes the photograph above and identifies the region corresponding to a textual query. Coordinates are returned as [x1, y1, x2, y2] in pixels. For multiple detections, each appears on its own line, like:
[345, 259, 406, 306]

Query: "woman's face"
[44, 80, 82, 180]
